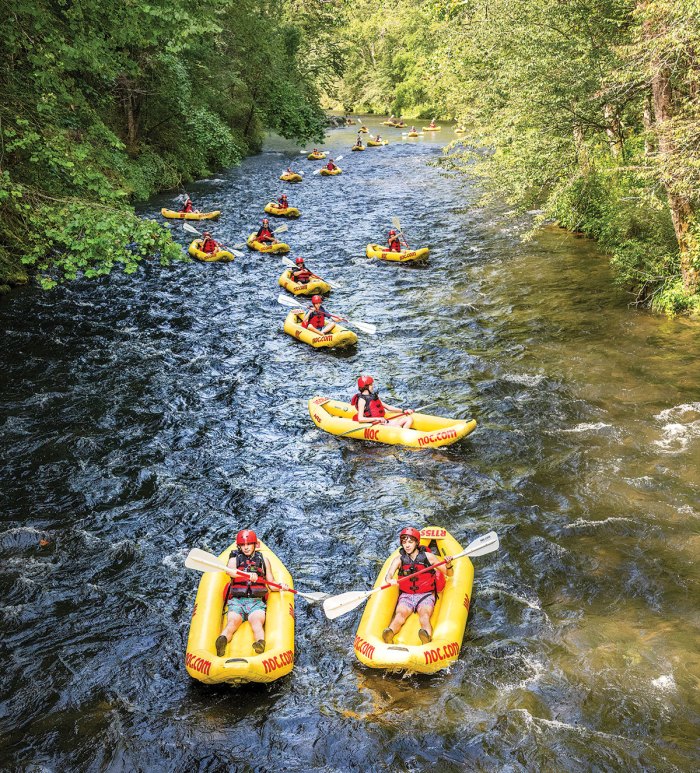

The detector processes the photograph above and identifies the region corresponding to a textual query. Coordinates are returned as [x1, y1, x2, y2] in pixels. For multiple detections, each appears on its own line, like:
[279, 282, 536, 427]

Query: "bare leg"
[417, 604, 433, 637]
[248, 609, 266, 642]
[221, 612, 243, 642]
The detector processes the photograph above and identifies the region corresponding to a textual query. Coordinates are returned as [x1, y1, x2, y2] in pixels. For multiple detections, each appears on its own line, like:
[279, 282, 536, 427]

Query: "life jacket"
[202, 238, 218, 254]
[224, 550, 268, 600]
[291, 268, 312, 283]
[277, 198, 288, 209]
[180, 201, 193, 213]
[397, 546, 445, 594]
[350, 391, 385, 420]
[256, 227, 274, 242]
[303, 306, 330, 330]
[326, 162, 336, 171]
[388, 238, 402, 252]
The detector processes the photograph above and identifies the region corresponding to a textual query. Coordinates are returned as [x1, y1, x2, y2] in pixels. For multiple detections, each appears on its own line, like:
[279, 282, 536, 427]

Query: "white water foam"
[562, 422, 612, 433]
[565, 516, 635, 529]
[651, 674, 676, 691]
[653, 403, 700, 453]
[503, 373, 547, 386]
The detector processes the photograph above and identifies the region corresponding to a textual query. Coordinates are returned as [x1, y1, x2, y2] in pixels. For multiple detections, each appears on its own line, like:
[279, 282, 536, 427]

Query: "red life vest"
[388, 238, 401, 252]
[202, 238, 218, 254]
[256, 228, 274, 242]
[303, 307, 331, 329]
[326, 162, 336, 170]
[397, 547, 444, 594]
[225, 550, 268, 600]
[180, 201, 193, 213]
[291, 268, 312, 284]
[350, 391, 385, 420]
[277, 198, 288, 209]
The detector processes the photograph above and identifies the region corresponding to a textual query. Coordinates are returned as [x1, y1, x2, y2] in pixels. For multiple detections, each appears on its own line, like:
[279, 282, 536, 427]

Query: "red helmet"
[311, 294, 323, 305]
[295, 257, 305, 265]
[203, 231, 211, 237]
[400, 527, 421, 543]
[236, 529, 257, 546]
[357, 375, 374, 390]
[389, 229, 397, 235]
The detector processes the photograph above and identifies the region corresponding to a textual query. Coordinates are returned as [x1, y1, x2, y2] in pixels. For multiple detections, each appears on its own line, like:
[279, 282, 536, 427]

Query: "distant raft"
[161, 208, 220, 220]
[319, 167, 342, 176]
[307, 151, 326, 160]
[354, 526, 473, 674]
[247, 234, 290, 254]
[280, 172, 303, 183]
[351, 145, 365, 151]
[367, 139, 388, 147]
[307, 397, 477, 448]
[284, 312, 357, 349]
[188, 239, 234, 263]
[366, 243, 429, 262]
[359, 126, 369, 133]
[278, 269, 331, 297]
[422, 126, 441, 131]
[185, 538, 295, 685]
[407, 131, 421, 138]
[264, 202, 301, 218]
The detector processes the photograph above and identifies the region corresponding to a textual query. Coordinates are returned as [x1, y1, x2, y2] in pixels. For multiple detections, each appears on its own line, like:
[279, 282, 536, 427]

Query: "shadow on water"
[1, 117, 699, 770]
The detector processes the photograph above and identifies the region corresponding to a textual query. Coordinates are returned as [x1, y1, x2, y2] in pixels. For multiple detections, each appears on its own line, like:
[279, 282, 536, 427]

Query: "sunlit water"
[1, 119, 699, 771]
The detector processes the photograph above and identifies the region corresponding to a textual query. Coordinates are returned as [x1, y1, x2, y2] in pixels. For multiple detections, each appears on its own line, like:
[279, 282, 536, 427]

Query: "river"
[1, 118, 698, 771]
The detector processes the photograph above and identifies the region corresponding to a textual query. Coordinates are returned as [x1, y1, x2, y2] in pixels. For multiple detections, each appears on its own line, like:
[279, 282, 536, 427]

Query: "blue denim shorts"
[226, 597, 266, 620]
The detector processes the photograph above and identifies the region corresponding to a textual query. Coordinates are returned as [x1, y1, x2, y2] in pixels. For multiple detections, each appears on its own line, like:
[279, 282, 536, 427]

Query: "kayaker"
[277, 194, 289, 210]
[350, 375, 414, 427]
[215, 529, 288, 657]
[326, 159, 339, 171]
[428, 119, 437, 128]
[375, 134, 383, 143]
[290, 257, 313, 284]
[387, 229, 403, 252]
[179, 197, 194, 213]
[382, 527, 452, 645]
[255, 218, 277, 244]
[355, 135, 364, 148]
[302, 295, 335, 334]
[201, 231, 219, 254]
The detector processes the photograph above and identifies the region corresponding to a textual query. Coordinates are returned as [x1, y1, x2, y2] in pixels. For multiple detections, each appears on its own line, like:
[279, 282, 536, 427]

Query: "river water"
[1, 119, 699, 771]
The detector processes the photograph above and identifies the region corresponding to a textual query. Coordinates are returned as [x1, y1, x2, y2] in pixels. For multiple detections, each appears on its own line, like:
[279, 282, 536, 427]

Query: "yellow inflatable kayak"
[455, 128, 466, 134]
[307, 151, 326, 160]
[308, 397, 477, 448]
[185, 538, 295, 685]
[366, 139, 388, 147]
[161, 208, 220, 220]
[407, 131, 421, 138]
[359, 126, 369, 133]
[354, 527, 472, 674]
[422, 126, 441, 131]
[319, 167, 342, 176]
[188, 239, 234, 262]
[247, 234, 290, 254]
[280, 172, 303, 182]
[278, 269, 331, 296]
[351, 145, 365, 151]
[264, 202, 301, 218]
[382, 120, 396, 126]
[366, 243, 429, 262]
[284, 312, 357, 349]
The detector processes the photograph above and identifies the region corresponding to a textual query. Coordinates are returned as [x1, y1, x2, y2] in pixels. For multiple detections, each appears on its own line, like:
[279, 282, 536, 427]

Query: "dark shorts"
[396, 592, 435, 614]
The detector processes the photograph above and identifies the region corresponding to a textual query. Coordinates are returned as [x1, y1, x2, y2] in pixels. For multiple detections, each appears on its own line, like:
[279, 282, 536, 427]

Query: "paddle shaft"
[336, 402, 437, 437]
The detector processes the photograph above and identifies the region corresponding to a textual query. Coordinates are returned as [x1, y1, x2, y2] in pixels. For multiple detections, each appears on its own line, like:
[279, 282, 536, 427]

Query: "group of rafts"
[177, 119, 489, 685]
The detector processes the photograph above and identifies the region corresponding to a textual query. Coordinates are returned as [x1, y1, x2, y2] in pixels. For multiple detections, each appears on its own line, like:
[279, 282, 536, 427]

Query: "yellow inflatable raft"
[278, 269, 331, 296]
[351, 145, 365, 151]
[308, 397, 476, 448]
[320, 167, 342, 176]
[247, 234, 291, 254]
[354, 527, 472, 674]
[422, 126, 441, 131]
[455, 128, 466, 135]
[366, 243, 429, 262]
[185, 538, 295, 685]
[188, 239, 234, 263]
[382, 120, 396, 127]
[407, 131, 421, 138]
[284, 312, 357, 349]
[367, 139, 388, 147]
[359, 126, 368, 133]
[280, 172, 303, 183]
[161, 208, 220, 220]
[264, 202, 301, 218]
[307, 151, 326, 160]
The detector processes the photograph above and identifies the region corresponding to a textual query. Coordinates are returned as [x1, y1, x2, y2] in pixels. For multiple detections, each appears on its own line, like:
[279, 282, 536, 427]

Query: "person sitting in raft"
[255, 218, 277, 244]
[290, 256, 313, 284]
[201, 231, 219, 254]
[382, 527, 452, 645]
[387, 229, 404, 252]
[355, 134, 364, 148]
[216, 529, 288, 657]
[351, 375, 414, 428]
[277, 193, 289, 210]
[375, 134, 383, 143]
[302, 295, 335, 334]
[325, 159, 339, 171]
[428, 119, 437, 128]
[179, 196, 194, 213]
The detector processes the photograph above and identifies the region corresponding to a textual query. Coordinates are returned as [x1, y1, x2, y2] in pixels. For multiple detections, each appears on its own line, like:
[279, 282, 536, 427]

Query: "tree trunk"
[642, 92, 654, 157]
[573, 123, 589, 173]
[604, 103, 623, 158]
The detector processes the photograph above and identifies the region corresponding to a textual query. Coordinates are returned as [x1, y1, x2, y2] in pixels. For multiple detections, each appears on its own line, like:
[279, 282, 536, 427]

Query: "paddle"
[391, 217, 410, 249]
[335, 401, 438, 438]
[322, 531, 500, 620]
[280, 257, 342, 289]
[276, 293, 376, 335]
[185, 548, 329, 603]
[181, 223, 244, 258]
[313, 155, 343, 175]
[233, 223, 289, 250]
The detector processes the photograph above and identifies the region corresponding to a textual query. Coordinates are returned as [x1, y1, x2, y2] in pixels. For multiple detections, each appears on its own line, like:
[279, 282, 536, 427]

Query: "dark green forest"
[2, 0, 698, 314]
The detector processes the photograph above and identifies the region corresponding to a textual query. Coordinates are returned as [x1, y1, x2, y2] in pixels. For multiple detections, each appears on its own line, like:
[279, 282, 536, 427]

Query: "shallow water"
[1, 118, 699, 771]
